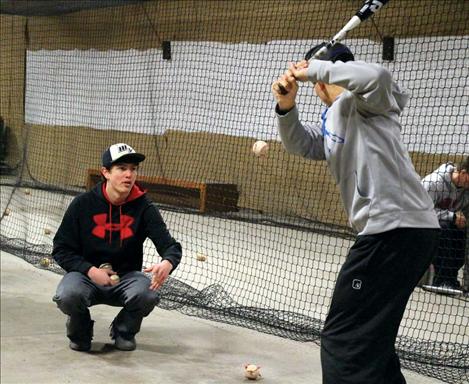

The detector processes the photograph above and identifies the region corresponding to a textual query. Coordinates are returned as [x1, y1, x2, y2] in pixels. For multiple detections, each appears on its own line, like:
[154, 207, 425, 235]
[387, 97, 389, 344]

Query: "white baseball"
[99, 263, 113, 270]
[252, 141, 269, 157]
[244, 364, 261, 380]
[39, 257, 51, 268]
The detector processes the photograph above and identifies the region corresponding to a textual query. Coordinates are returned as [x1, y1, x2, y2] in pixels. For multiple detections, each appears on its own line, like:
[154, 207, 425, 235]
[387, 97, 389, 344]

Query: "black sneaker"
[110, 323, 136, 351]
[66, 317, 93, 352]
[69, 339, 91, 352]
[114, 334, 136, 351]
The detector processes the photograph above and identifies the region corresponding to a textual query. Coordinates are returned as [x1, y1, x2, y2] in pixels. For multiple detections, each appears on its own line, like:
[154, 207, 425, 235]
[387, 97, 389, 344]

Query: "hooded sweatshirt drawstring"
[106, 203, 124, 247]
[108, 203, 113, 245]
[119, 206, 123, 247]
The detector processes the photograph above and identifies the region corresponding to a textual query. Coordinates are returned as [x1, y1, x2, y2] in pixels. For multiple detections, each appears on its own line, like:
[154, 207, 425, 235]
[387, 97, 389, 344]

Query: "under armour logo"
[92, 213, 134, 240]
[352, 279, 362, 290]
[117, 144, 131, 153]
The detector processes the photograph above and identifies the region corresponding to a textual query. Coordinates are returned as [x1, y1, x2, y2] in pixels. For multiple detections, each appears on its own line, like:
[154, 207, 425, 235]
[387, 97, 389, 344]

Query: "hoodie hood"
[92, 181, 146, 205]
[391, 82, 409, 112]
[102, 181, 146, 205]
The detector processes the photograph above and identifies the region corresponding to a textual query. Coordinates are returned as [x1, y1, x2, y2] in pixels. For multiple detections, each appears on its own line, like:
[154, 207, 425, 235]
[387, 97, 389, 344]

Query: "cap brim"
[112, 153, 146, 165]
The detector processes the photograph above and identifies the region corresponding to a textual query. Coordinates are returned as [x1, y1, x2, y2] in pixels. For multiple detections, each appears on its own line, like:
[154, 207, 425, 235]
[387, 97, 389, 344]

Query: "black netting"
[1, 1, 468, 383]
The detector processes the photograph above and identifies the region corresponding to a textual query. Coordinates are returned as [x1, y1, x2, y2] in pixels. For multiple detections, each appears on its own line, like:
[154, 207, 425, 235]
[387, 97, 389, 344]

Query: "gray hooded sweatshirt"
[421, 163, 469, 224]
[277, 60, 439, 235]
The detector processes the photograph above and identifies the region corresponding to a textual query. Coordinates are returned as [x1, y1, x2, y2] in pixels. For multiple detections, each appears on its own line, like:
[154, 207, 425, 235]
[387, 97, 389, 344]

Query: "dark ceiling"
[0, 0, 150, 16]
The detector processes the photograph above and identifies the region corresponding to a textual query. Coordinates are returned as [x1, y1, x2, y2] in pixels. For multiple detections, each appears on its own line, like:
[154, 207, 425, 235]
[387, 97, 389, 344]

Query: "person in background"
[422, 156, 469, 291]
[272, 43, 440, 383]
[52, 143, 182, 351]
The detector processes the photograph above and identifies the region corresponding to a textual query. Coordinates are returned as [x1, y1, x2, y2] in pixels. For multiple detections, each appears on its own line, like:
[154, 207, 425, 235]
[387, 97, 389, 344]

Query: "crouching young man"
[52, 143, 182, 351]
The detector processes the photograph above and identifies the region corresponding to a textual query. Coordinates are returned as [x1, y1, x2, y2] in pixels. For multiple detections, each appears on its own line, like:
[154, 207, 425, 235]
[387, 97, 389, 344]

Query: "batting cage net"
[1, 1, 468, 382]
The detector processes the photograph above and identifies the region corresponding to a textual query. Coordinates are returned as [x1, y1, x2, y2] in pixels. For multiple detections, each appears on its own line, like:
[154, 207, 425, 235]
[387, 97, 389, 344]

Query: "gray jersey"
[421, 163, 469, 224]
[277, 60, 439, 235]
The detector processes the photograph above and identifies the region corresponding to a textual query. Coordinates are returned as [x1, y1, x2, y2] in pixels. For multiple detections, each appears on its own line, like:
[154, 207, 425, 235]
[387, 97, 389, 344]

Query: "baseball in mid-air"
[244, 364, 261, 380]
[252, 140, 269, 157]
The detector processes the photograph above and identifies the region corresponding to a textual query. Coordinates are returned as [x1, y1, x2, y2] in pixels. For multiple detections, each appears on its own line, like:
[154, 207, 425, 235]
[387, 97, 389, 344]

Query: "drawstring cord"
[108, 203, 124, 247]
[119, 206, 123, 247]
[102, 182, 132, 248]
[108, 204, 112, 245]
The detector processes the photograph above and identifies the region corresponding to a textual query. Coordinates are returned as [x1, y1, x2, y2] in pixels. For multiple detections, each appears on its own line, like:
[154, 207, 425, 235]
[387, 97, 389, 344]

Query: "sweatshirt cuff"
[162, 257, 178, 273]
[77, 261, 94, 275]
[277, 105, 300, 128]
[275, 104, 295, 116]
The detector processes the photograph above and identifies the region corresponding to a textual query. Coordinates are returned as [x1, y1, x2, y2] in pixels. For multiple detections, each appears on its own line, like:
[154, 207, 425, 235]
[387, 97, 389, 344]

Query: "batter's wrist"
[276, 104, 295, 115]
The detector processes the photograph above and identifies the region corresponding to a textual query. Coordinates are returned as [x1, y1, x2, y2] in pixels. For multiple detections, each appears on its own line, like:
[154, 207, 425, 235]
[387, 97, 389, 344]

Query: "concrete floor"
[1, 251, 444, 384]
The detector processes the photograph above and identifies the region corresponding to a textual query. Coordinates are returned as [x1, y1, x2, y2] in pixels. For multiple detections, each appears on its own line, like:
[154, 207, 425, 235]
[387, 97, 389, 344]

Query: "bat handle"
[277, 75, 298, 95]
[313, 45, 329, 59]
[277, 84, 289, 95]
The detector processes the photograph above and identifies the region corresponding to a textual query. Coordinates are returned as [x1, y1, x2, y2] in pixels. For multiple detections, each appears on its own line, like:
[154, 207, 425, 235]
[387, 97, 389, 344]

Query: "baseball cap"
[102, 143, 146, 168]
[304, 42, 355, 62]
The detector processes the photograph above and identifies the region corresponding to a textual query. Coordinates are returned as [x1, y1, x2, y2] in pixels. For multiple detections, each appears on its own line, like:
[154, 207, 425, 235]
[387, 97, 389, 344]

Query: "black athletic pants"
[433, 221, 466, 286]
[321, 228, 440, 384]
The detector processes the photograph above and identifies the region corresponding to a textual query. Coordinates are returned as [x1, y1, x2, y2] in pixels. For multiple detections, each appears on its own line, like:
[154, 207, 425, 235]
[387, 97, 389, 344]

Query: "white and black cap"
[102, 143, 145, 168]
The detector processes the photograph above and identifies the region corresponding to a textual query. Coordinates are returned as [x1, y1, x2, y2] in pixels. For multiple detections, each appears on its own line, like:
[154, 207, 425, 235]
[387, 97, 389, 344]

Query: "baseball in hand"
[252, 141, 269, 157]
[110, 274, 120, 285]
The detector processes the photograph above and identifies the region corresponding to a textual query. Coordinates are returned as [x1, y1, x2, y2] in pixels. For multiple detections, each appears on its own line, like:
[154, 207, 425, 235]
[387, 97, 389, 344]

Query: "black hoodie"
[52, 181, 182, 275]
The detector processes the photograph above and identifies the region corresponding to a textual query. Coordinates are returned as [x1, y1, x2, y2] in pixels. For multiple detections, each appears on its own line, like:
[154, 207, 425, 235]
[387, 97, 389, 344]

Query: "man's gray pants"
[53, 271, 160, 342]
